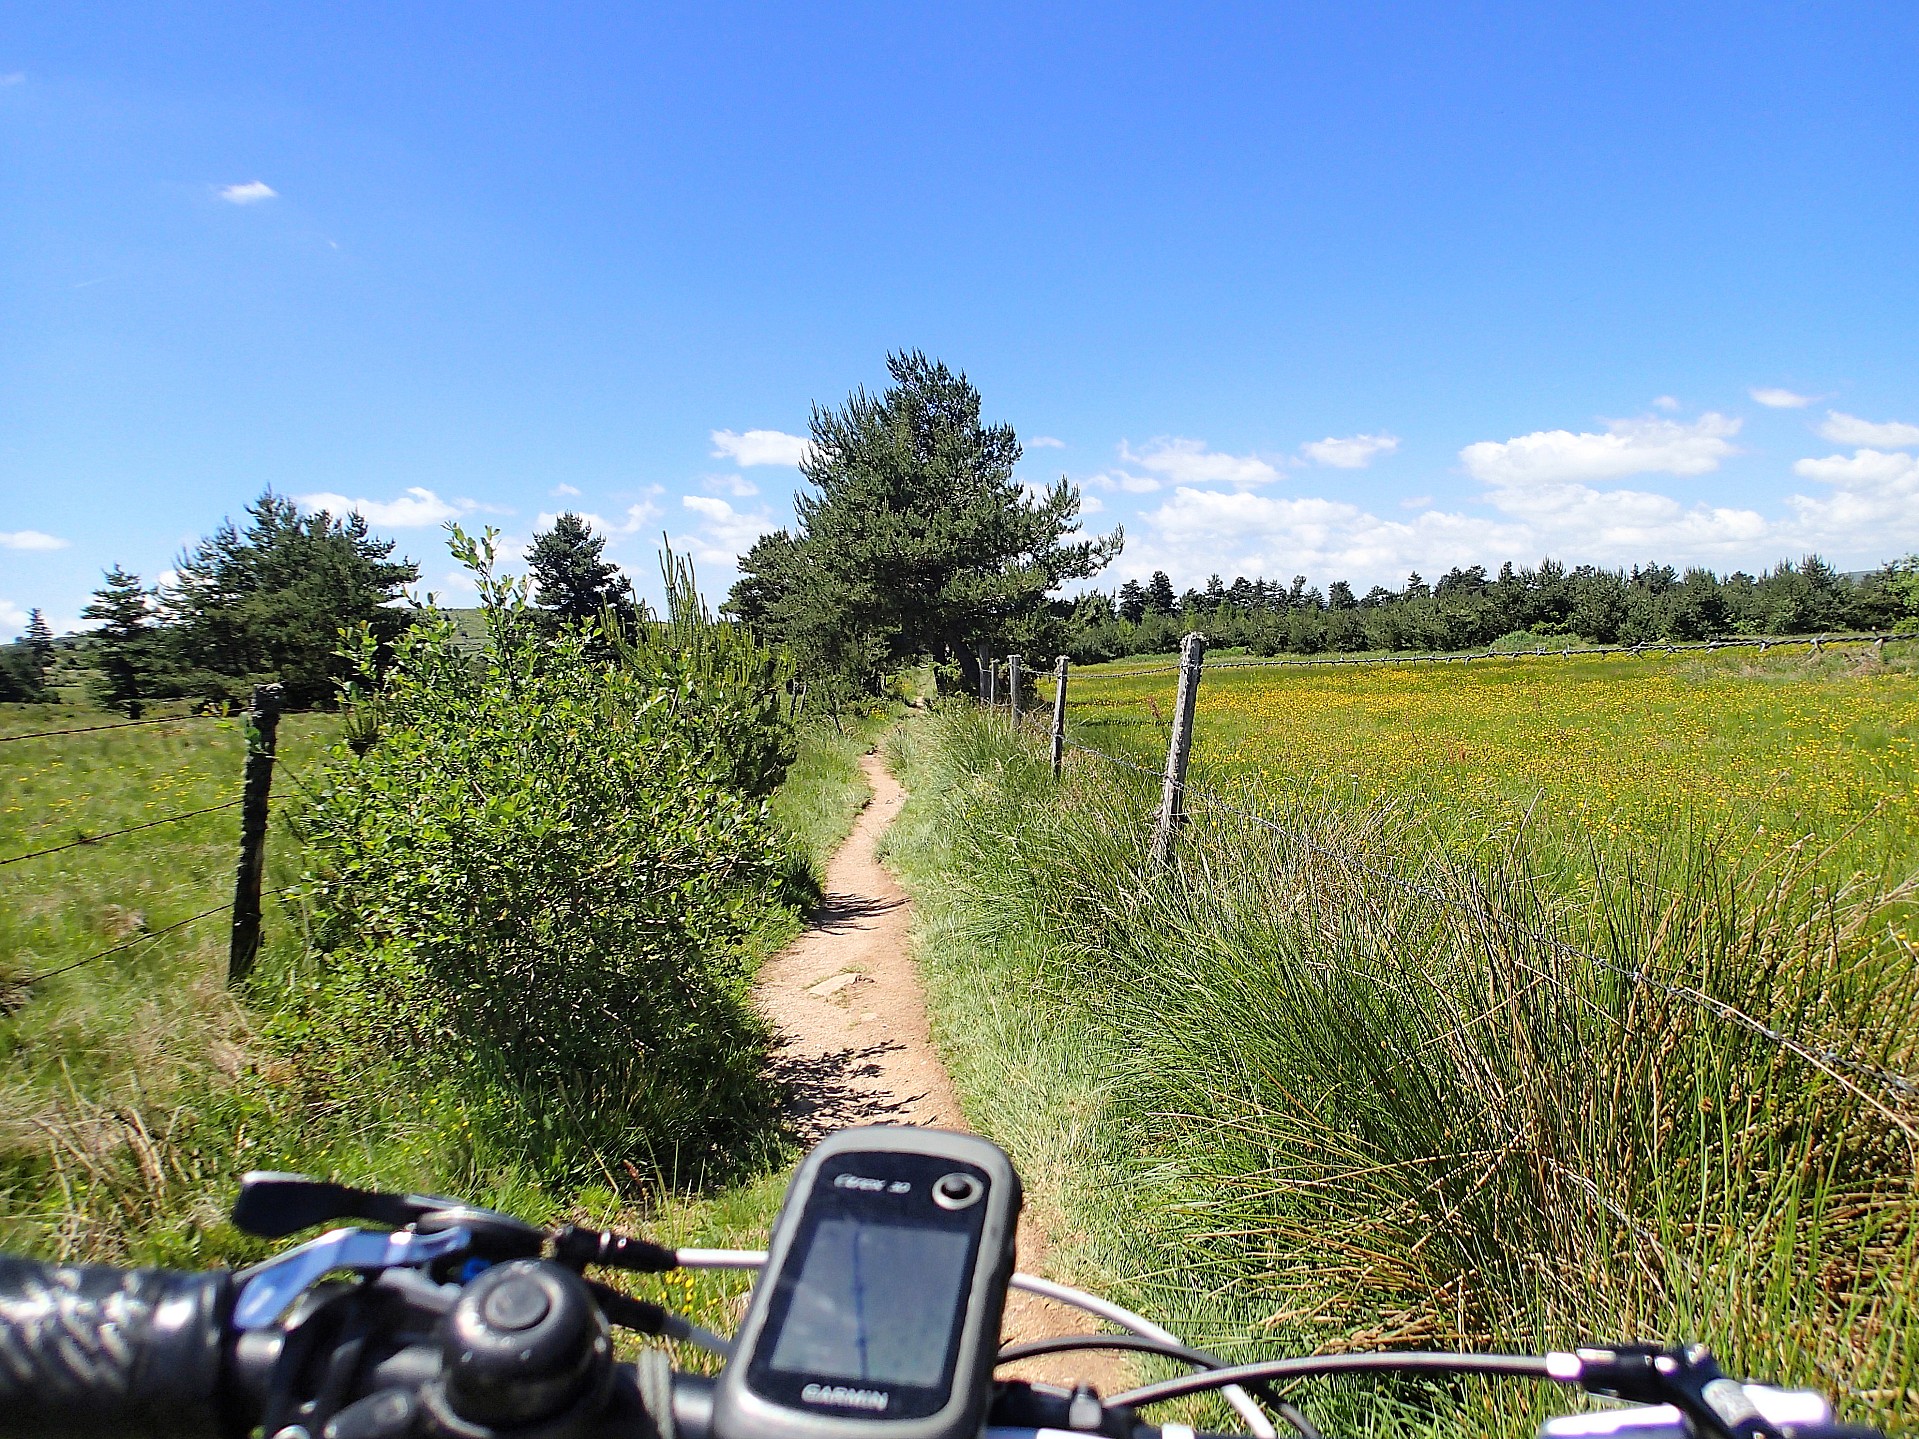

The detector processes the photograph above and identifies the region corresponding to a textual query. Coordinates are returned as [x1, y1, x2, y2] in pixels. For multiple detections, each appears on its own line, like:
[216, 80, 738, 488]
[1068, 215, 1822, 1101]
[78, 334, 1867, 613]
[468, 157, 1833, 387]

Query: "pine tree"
[1117, 579, 1146, 624]
[1145, 571, 1175, 614]
[729, 351, 1120, 695]
[82, 566, 156, 716]
[24, 608, 54, 682]
[527, 512, 636, 628]
[163, 491, 421, 708]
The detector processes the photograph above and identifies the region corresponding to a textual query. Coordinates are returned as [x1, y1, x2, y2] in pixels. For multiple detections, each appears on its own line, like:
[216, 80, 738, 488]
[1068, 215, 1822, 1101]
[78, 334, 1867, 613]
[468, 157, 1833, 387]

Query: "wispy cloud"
[703, 473, 760, 498]
[218, 181, 278, 205]
[1652, 395, 1680, 412]
[296, 487, 466, 528]
[1027, 435, 1067, 449]
[0, 72, 24, 87]
[710, 428, 811, 467]
[1, 529, 70, 552]
[1460, 413, 1740, 486]
[1, 600, 29, 637]
[1750, 386, 1818, 409]
[1299, 433, 1400, 469]
[1118, 437, 1282, 487]
[0, 529, 71, 551]
[551, 483, 582, 498]
[1814, 411, 1919, 449]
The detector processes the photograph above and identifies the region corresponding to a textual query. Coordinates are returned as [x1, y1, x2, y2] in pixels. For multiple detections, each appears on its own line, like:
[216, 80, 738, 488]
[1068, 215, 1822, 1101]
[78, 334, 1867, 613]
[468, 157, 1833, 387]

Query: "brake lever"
[233, 1225, 473, 1330]
[232, 1171, 468, 1238]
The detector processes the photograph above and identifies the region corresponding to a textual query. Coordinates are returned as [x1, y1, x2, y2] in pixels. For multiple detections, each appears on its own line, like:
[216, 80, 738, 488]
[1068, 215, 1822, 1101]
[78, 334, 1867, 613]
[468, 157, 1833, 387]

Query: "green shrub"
[289, 530, 793, 1187]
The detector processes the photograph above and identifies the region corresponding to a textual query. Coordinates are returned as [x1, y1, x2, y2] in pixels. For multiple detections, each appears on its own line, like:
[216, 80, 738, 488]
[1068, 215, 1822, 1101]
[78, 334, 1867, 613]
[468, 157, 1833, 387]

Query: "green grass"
[1056, 643, 1919, 884]
[885, 703, 1918, 1437]
[0, 699, 891, 1270]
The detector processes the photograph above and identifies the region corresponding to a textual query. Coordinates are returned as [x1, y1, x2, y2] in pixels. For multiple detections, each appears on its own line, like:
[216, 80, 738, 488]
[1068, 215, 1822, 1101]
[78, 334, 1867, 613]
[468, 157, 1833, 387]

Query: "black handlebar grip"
[0, 1256, 234, 1438]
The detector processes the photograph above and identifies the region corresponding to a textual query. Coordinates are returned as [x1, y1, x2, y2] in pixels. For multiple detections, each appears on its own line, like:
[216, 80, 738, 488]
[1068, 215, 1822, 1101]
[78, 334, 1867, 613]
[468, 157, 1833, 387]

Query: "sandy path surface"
[755, 751, 1130, 1392]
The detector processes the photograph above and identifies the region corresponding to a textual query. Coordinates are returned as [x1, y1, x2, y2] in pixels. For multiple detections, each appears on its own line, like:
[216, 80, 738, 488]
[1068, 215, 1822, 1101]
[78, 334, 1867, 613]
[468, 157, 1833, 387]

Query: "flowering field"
[1059, 644, 1919, 878]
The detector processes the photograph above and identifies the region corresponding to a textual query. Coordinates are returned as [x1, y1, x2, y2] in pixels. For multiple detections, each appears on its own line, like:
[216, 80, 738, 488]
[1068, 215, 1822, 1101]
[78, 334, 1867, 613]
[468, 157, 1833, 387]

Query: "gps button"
[932, 1173, 983, 1210]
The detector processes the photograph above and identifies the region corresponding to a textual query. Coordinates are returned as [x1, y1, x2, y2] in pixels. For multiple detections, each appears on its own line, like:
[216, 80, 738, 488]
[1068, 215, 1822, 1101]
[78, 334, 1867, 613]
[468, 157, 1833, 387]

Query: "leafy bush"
[290, 531, 795, 1186]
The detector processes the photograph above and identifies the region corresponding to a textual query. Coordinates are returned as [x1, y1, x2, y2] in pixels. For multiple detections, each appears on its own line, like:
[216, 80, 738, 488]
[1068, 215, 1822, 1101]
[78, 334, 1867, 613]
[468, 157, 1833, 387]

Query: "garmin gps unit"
[712, 1126, 1022, 1439]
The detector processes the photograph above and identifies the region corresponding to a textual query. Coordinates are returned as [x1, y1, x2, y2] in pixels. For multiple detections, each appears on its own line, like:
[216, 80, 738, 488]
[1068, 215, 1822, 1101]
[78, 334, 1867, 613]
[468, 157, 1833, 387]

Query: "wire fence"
[0, 711, 223, 744]
[1086, 628, 1913, 678]
[1057, 735, 1919, 1106]
[976, 630, 1919, 1111]
[2, 686, 287, 993]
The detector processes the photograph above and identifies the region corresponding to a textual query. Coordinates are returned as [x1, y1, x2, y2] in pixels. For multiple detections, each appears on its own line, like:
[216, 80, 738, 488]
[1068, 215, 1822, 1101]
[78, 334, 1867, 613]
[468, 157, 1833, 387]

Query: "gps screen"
[764, 1218, 974, 1388]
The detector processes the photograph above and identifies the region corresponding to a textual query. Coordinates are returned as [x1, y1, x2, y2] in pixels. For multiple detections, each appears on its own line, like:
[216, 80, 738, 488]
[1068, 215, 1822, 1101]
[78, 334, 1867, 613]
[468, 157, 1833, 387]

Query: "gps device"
[712, 1127, 1022, 1439]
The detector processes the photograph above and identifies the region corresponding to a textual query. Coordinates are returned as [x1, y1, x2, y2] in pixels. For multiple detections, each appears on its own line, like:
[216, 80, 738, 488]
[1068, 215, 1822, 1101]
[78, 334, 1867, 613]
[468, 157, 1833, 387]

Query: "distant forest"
[1058, 554, 1919, 663]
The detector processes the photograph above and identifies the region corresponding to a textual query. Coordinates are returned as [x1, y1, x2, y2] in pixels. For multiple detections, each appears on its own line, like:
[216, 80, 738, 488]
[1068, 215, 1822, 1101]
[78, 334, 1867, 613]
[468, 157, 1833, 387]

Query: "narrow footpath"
[753, 750, 1129, 1389]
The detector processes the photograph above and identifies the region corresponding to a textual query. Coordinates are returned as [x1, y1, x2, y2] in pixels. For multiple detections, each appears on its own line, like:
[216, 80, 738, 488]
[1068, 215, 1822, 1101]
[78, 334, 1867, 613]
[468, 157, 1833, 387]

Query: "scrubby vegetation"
[0, 531, 878, 1264]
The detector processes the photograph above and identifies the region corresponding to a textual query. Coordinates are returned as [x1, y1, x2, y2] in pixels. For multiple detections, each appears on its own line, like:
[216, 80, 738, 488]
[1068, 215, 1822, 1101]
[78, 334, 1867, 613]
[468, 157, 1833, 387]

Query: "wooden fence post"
[975, 640, 992, 705]
[1050, 655, 1069, 777]
[1149, 633, 1206, 869]
[985, 657, 997, 708]
[227, 682, 283, 984]
[1007, 654, 1022, 727]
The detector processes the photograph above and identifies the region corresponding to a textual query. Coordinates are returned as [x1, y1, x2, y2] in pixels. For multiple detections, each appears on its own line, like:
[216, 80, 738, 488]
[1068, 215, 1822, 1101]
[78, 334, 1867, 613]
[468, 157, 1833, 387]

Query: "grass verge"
[884, 705, 1918, 1437]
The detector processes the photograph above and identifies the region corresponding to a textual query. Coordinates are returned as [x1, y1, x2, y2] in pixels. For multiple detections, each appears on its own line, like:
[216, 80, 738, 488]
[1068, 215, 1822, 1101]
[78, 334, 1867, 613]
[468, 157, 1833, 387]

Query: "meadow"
[1057, 643, 1919, 880]
[885, 645, 1919, 1436]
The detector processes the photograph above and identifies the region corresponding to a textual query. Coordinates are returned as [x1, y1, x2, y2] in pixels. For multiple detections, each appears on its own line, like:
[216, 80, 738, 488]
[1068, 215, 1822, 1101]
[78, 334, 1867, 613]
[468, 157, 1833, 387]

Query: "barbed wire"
[1073, 629, 1913, 680]
[0, 798, 243, 867]
[0, 712, 224, 744]
[7, 887, 292, 989]
[1055, 732, 1919, 1106]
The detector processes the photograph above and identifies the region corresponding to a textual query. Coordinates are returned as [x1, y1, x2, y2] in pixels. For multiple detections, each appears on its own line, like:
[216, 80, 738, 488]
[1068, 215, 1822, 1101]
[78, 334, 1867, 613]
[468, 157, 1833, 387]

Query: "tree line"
[1059, 556, 1919, 663]
[11, 351, 1916, 711]
[10, 492, 648, 714]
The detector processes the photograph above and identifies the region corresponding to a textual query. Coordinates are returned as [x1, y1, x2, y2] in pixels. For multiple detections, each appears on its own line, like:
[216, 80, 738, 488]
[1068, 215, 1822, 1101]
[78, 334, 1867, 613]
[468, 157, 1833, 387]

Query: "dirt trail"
[755, 751, 1129, 1391]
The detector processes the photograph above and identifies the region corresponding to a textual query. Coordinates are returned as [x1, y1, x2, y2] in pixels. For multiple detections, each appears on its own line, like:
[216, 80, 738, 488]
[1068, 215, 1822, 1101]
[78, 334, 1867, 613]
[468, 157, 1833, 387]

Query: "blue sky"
[5, 2, 1918, 637]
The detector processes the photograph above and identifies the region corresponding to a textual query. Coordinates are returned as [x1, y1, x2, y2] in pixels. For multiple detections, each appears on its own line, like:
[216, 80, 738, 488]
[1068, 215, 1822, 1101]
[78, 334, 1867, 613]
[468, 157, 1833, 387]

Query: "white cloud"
[710, 428, 811, 467]
[1, 600, 28, 636]
[0, 529, 70, 551]
[1083, 470, 1163, 494]
[1787, 449, 1919, 544]
[1027, 435, 1067, 449]
[1119, 437, 1282, 487]
[297, 487, 466, 528]
[1652, 395, 1680, 412]
[703, 473, 760, 498]
[1460, 412, 1740, 486]
[1815, 411, 1919, 449]
[551, 483, 582, 497]
[1400, 494, 1433, 509]
[218, 181, 277, 205]
[536, 501, 661, 537]
[1299, 432, 1400, 469]
[0, 72, 24, 86]
[675, 495, 778, 569]
[1115, 422, 1919, 594]
[1750, 386, 1818, 409]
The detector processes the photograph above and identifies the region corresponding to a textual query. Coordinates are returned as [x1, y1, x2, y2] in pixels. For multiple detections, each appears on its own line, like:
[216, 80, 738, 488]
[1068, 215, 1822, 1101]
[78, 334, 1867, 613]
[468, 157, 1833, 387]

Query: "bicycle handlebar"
[0, 1258, 234, 1439]
[0, 1252, 1883, 1439]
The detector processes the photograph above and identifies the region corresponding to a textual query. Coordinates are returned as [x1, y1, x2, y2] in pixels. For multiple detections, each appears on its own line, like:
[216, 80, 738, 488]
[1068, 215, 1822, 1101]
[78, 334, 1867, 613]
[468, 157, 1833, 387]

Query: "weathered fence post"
[1007, 654, 1022, 728]
[227, 682, 283, 984]
[975, 640, 992, 705]
[1149, 633, 1207, 869]
[1050, 654, 1069, 778]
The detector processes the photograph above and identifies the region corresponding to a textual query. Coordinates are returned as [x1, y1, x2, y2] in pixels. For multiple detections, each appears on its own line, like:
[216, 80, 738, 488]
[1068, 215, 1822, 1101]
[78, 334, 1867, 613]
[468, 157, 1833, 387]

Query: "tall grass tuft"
[886, 707, 1918, 1433]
